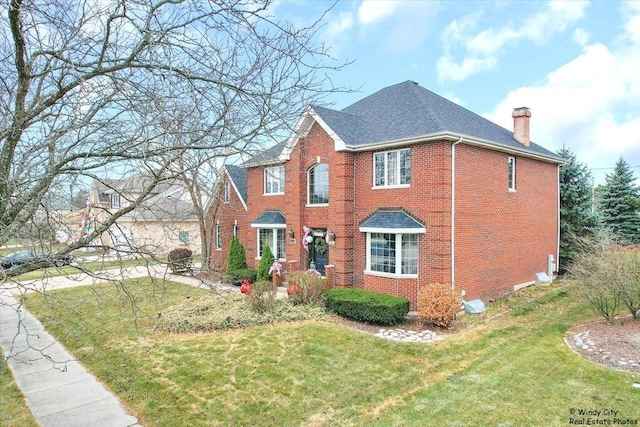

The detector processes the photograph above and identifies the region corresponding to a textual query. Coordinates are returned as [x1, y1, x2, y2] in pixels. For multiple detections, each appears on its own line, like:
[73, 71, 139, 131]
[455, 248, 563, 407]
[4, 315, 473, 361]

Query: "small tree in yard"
[558, 148, 600, 271]
[257, 245, 275, 282]
[598, 158, 640, 244]
[569, 236, 640, 322]
[226, 237, 248, 274]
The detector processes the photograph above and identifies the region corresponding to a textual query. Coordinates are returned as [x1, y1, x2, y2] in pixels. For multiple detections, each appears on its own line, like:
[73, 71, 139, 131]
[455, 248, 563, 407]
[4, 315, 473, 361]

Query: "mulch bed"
[564, 316, 640, 373]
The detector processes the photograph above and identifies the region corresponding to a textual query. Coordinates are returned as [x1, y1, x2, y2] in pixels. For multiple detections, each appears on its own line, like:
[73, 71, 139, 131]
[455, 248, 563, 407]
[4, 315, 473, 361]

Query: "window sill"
[305, 203, 329, 208]
[263, 192, 285, 196]
[508, 189, 517, 193]
[371, 184, 410, 190]
[364, 270, 418, 279]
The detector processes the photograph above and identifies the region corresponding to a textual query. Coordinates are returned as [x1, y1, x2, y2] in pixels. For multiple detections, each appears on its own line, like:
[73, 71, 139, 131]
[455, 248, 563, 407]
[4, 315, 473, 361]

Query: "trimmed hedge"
[227, 269, 257, 285]
[323, 288, 410, 325]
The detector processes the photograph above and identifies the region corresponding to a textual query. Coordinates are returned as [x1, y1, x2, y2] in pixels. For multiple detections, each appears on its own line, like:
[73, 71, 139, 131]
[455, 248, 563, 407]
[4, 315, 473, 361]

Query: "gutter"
[339, 133, 564, 164]
[451, 137, 462, 290]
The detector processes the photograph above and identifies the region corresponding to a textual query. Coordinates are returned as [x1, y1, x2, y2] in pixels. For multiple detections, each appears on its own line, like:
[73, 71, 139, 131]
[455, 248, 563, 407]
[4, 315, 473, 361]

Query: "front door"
[310, 231, 329, 276]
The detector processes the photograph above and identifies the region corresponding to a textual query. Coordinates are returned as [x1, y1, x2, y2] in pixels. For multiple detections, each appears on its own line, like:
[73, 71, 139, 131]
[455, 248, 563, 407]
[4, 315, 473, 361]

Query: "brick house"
[210, 81, 561, 308]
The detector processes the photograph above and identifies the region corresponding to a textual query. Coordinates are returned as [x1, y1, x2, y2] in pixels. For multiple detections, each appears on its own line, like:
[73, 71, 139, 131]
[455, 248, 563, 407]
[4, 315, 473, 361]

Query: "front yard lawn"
[5, 280, 640, 426]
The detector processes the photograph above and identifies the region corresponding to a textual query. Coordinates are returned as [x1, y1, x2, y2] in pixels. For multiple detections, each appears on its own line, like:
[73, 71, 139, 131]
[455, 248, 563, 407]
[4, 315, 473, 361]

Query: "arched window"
[308, 163, 329, 205]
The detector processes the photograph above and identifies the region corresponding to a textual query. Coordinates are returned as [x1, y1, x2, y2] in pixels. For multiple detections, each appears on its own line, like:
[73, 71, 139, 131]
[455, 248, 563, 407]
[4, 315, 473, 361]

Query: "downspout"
[451, 137, 463, 290]
[556, 164, 561, 275]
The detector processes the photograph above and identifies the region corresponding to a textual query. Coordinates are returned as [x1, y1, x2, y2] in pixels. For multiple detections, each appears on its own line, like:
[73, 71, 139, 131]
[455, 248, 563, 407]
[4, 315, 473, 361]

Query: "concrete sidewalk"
[0, 289, 141, 426]
[0, 265, 254, 426]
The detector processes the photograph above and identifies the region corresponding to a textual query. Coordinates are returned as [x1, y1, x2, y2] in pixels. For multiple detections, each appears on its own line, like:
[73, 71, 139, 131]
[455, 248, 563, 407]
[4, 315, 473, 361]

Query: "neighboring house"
[89, 175, 200, 254]
[211, 81, 562, 309]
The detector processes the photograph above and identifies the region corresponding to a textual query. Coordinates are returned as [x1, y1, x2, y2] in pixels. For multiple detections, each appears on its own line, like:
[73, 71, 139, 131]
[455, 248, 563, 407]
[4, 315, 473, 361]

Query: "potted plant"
[269, 261, 283, 287]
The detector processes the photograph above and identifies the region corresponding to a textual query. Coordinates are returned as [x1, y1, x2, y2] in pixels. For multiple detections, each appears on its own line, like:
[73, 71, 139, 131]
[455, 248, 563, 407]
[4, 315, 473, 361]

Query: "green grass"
[0, 356, 39, 427]
[4, 257, 162, 282]
[5, 280, 640, 426]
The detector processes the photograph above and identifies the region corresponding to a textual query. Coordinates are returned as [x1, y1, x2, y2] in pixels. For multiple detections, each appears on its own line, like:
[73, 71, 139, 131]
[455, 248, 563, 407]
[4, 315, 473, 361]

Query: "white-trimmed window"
[223, 180, 231, 203]
[233, 223, 239, 238]
[308, 163, 329, 205]
[374, 148, 411, 187]
[366, 233, 419, 276]
[508, 156, 516, 191]
[179, 230, 190, 244]
[258, 228, 286, 260]
[264, 166, 285, 195]
[215, 225, 222, 250]
[111, 194, 121, 208]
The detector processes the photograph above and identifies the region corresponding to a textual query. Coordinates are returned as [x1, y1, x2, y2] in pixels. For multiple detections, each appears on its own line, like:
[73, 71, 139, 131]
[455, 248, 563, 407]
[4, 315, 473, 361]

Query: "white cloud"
[573, 28, 590, 46]
[357, 0, 399, 25]
[483, 8, 640, 186]
[437, 55, 497, 82]
[438, 1, 588, 81]
[326, 11, 354, 39]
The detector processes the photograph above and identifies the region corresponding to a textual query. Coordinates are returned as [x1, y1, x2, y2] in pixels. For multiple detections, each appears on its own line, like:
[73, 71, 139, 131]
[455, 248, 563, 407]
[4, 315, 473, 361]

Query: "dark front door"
[310, 233, 329, 276]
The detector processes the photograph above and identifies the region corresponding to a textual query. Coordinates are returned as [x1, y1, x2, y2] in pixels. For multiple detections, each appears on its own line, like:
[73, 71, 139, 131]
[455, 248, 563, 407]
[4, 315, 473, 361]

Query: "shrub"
[285, 270, 325, 305]
[323, 288, 409, 325]
[226, 236, 247, 274]
[247, 280, 277, 313]
[168, 247, 193, 273]
[227, 268, 257, 285]
[569, 239, 640, 322]
[417, 283, 461, 328]
[155, 293, 327, 333]
[257, 245, 275, 281]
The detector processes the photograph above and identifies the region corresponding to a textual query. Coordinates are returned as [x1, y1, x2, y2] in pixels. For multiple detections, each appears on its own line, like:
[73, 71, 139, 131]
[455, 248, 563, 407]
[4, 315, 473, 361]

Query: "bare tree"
[1, 0, 348, 279]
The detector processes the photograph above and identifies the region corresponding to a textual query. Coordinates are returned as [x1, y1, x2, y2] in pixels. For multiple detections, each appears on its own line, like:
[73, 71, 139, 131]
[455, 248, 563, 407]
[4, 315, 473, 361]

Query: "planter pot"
[273, 274, 282, 287]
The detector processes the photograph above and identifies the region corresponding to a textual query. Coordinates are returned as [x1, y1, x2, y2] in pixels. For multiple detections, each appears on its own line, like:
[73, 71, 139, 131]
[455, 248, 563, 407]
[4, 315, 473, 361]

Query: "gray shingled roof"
[242, 141, 288, 167]
[225, 164, 248, 203]
[242, 80, 561, 166]
[316, 80, 560, 159]
[251, 210, 286, 226]
[359, 209, 425, 232]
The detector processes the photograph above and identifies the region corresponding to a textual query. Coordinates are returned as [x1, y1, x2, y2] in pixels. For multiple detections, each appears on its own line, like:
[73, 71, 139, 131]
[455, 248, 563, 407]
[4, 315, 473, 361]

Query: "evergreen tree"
[558, 148, 600, 270]
[226, 236, 248, 274]
[599, 158, 640, 244]
[257, 245, 275, 282]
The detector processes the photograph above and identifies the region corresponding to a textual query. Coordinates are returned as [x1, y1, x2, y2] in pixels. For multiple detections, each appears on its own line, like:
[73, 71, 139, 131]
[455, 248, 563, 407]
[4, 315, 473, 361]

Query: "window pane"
[276, 229, 286, 259]
[508, 157, 515, 190]
[370, 233, 396, 273]
[400, 149, 411, 185]
[309, 163, 329, 204]
[401, 234, 418, 274]
[265, 166, 284, 194]
[215, 226, 221, 249]
[374, 153, 385, 186]
[387, 151, 398, 185]
[259, 229, 273, 256]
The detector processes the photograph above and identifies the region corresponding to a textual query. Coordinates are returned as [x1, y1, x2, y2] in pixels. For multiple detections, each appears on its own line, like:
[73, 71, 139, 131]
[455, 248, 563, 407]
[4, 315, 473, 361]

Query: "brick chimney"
[512, 107, 531, 147]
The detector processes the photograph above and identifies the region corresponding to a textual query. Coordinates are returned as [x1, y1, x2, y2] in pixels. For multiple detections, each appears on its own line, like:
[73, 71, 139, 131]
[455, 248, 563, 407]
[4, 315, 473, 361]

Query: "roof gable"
[225, 164, 248, 210]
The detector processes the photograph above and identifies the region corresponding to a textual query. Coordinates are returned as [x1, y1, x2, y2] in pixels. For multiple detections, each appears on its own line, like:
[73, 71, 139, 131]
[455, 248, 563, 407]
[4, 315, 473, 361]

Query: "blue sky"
[273, 0, 640, 185]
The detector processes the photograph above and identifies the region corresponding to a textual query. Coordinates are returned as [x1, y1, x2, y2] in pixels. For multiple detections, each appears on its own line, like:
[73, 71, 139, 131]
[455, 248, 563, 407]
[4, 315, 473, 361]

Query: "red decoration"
[287, 284, 300, 296]
[240, 280, 252, 294]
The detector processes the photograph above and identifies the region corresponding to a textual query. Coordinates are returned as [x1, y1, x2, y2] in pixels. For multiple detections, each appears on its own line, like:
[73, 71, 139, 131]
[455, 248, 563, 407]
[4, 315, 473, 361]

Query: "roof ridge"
[407, 82, 447, 132]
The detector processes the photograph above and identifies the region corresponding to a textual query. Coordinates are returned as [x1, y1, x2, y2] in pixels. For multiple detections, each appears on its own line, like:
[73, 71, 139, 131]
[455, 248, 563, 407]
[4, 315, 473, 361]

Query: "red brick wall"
[352, 141, 453, 309]
[244, 122, 356, 278]
[454, 144, 559, 301]
[208, 176, 248, 272]
[223, 122, 559, 310]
